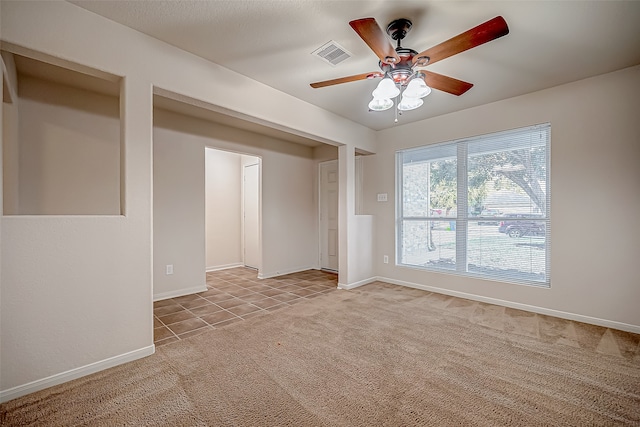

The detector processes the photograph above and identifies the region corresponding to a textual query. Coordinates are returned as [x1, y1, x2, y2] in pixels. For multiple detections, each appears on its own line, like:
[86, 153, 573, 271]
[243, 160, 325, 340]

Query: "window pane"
[402, 158, 456, 218]
[402, 161, 430, 217]
[401, 220, 456, 270]
[429, 158, 457, 218]
[468, 220, 546, 283]
[468, 145, 547, 218]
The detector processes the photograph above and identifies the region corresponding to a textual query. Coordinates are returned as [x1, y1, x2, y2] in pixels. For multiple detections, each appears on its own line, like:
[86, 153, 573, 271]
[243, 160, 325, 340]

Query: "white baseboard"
[337, 276, 377, 290]
[377, 276, 640, 334]
[0, 345, 155, 403]
[258, 265, 315, 279]
[153, 285, 207, 302]
[206, 263, 244, 272]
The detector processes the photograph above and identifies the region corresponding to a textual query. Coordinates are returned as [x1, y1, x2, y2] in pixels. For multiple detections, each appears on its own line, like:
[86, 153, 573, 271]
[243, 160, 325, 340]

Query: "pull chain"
[394, 89, 399, 123]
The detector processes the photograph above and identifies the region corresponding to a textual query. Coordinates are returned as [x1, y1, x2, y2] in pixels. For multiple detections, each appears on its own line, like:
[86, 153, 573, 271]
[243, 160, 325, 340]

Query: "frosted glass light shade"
[373, 77, 400, 99]
[403, 78, 431, 98]
[368, 97, 393, 111]
[398, 96, 423, 111]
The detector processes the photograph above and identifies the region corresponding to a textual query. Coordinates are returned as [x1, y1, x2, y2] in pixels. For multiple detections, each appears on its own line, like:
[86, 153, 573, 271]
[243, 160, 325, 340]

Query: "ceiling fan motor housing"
[380, 47, 419, 85]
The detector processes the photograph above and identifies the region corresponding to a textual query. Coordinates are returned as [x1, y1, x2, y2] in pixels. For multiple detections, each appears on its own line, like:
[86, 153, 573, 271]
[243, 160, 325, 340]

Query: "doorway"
[205, 148, 261, 272]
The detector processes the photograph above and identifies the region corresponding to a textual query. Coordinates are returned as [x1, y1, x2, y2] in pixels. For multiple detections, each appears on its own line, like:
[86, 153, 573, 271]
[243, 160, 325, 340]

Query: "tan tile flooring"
[154, 268, 338, 346]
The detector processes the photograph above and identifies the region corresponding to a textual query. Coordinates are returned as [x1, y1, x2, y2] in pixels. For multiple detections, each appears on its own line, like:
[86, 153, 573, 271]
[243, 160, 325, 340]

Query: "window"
[397, 124, 551, 287]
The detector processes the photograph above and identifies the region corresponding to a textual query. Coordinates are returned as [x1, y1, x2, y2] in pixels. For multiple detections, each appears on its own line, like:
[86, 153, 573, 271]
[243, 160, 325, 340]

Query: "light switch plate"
[377, 193, 388, 202]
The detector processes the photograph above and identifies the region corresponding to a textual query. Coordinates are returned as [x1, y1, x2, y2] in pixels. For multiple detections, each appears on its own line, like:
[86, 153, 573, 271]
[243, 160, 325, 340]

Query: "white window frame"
[396, 123, 551, 287]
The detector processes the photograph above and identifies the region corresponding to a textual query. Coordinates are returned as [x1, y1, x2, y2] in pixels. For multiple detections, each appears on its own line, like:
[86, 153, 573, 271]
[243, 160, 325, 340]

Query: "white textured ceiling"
[70, 0, 640, 131]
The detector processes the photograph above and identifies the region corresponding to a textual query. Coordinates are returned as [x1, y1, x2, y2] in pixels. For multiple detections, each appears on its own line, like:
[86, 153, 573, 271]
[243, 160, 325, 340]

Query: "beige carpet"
[2, 282, 639, 426]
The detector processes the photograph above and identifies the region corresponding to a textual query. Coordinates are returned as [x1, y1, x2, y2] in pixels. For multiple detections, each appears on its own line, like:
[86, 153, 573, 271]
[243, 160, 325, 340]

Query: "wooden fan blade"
[412, 16, 509, 66]
[310, 72, 383, 88]
[349, 18, 401, 65]
[418, 71, 473, 96]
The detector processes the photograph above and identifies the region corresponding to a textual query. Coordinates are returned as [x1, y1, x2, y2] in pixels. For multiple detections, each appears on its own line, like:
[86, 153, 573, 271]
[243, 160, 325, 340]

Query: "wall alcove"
[2, 51, 122, 215]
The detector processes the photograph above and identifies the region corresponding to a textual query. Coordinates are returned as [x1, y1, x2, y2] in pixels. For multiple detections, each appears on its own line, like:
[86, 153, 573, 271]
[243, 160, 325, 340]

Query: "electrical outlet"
[166, 264, 173, 275]
[383, 255, 389, 264]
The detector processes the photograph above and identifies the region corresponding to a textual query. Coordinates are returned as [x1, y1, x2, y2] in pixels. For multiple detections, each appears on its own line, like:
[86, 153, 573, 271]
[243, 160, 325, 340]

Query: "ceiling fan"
[310, 16, 509, 111]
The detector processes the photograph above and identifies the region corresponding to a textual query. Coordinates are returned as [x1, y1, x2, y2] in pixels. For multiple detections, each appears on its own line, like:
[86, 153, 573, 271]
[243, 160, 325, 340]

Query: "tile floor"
[153, 267, 338, 346]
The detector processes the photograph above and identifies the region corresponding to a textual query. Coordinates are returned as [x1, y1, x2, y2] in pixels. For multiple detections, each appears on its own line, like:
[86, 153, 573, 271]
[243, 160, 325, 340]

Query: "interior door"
[243, 163, 260, 269]
[320, 161, 339, 271]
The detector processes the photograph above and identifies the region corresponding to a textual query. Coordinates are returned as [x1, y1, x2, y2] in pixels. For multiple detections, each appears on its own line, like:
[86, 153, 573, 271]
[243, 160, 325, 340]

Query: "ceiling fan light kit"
[403, 77, 431, 98]
[311, 15, 509, 121]
[373, 77, 400, 98]
[368, 97, 394, 111]
[369, 73, 431, 112]
[398, 96, 424, 111]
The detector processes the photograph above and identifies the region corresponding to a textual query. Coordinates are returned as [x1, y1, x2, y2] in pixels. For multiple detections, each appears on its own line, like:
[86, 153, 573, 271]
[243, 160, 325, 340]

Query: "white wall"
[0, 48, 5, 398]
[2, 52, 19, 215]
[153, 118, 207, 300]
[369, 65, 640, 331]
[338, 145, 375, 287]
[0, 75, 154, 397]
[154, 107, 318, 281]
[0, 0, 373, 399]
[2, 103, 18, 214]
[7, 2, 378, 150]
[205, 148, 242, 271]
[16, 76, 120, 215]
[313, 144, 338, 163]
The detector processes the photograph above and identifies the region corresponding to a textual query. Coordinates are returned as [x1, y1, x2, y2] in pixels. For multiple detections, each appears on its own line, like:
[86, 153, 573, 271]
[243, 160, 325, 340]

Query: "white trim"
[0, 345, 155, 403]
[153, 285, 207, 302]
[337, 276, 377, 290]
[258, 265, 316, 280]
[376, 276, 640, 334]
[206, 263, 244, 272]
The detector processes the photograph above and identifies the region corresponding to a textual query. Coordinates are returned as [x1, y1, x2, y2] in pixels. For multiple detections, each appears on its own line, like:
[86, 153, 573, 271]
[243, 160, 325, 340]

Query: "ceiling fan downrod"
[386, 18, 412, 45]
[381, 18, 425, 85]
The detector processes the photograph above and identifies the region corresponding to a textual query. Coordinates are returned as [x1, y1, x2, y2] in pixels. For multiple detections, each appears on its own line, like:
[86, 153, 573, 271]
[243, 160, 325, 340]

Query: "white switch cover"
[377, 193, 388, 202]
[166, 264, 173, 275]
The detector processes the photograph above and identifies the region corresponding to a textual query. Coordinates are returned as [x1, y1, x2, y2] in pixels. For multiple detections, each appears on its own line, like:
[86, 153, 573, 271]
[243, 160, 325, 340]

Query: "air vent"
[311, 41, 352, 66]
